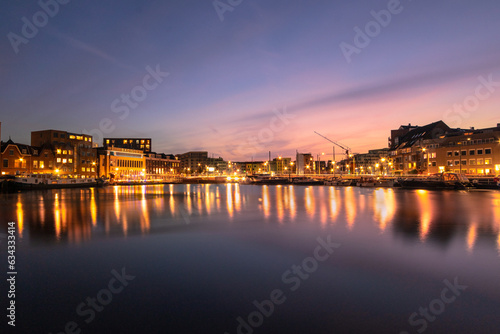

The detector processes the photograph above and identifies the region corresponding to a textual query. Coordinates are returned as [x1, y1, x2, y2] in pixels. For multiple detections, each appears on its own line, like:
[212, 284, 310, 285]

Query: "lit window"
[40, 161, 44, 169]
[57, 149, 61, 154]
[68, 150, 73, 155]
[87, 168, 90, 172]
[81, 167, 85, 172]
[69, 135, 76, 139]
[68, 159, 73, 163]
[57, 158, 61, 163]
[477, 159, 484, 165]
[485, 159, 492, 165]
[106, 140, 110, 144]
[63, 159, 67, 163]
[63, 150, 67, 155]
[123, 140, 127, 144]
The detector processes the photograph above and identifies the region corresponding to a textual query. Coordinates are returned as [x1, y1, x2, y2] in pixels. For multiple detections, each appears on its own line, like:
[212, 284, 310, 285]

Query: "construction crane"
[314, 131, 351, 160]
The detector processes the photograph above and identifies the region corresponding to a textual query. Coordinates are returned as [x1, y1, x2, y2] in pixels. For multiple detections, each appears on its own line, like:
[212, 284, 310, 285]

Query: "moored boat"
[4, 173, 104, 190]
[399, 173, 472, 190]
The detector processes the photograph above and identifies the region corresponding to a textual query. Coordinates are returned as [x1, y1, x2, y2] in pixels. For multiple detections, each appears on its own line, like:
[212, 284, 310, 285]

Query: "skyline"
[2, 0, 500, 160]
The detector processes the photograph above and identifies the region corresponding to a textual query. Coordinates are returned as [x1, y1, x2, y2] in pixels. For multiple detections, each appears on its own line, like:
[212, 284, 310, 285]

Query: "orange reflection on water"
[140, 186, 150, 234]
[90, 188, 97, 226]
[289, 186, 296, 220]
[344, 187, 356, 230]
[493, 195, 500, 255]
[16, 195, 24, 238]
[467, 223, 477, 252]
[304, 187, 315, 219]
[234, 184, 241, 212]
[328, 187, 339, 223]
[416, 190, 432, 241]
[276, 186, 284, 223]
[262, 186, 271, 218]
[227, 184, 234, 218]
[373, 188, 396, 232]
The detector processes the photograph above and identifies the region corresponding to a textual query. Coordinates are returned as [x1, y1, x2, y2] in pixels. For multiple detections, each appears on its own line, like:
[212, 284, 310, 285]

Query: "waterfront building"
[145, 152, 180, 179]
[296, 153, 313, 175]
[97, 146, 146, 180]
[353, 148, 389, 175]
[269, 157, 292, 175]
[1, 139, 32, 175]
[104, 138, 152, 153]
[31, 129, 97, 178]
[177, 151, 209, 173]
[389, 121, 500, 175]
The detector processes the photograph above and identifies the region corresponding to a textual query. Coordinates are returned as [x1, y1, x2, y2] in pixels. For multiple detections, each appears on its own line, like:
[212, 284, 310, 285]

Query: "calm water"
[1, 184, 500, 333]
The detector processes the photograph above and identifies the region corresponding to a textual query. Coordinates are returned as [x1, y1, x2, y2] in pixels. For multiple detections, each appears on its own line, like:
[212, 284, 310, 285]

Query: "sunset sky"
[2, 0, 500, 161]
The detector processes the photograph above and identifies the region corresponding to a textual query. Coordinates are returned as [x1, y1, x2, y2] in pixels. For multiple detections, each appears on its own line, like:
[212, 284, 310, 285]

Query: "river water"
[1, 184, 499, 333]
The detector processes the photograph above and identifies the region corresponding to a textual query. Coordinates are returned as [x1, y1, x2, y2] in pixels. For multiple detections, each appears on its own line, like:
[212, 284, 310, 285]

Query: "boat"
[247, 175, 291, 185]
[357, 177, 376, 187]
[3, 173, 104, 190]
[398, 173, 472, 190]
[469, 176, 500, 190]
[291, 177, 323, 186]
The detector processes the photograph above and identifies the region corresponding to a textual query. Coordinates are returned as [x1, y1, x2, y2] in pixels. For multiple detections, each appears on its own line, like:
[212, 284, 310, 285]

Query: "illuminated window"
[40, 161, 44, 169]
[69, 135, 76, 139]
[123, 140, 128, 144]
[477, 159, 484, 165]
[469, 169, 476, 174]
[57, 158, 61, 163]
[57, 149, 61, 154]
[62, 159, 67, 163]
[33, 161, 38, 168]
[87, 168, 90, 172]
[477, 169, 484, 174]
[63, 150, 67, 155]
[485, 158, 492, 165]
[91, 168, 95, 172]
[68, 159, 73, 163]
[106, 139, 110, 144]
[69, 150, 73, 155]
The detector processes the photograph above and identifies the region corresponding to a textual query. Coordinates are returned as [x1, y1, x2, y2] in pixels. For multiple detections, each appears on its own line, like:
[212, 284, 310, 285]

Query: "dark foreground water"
[1, 184, 499, 334]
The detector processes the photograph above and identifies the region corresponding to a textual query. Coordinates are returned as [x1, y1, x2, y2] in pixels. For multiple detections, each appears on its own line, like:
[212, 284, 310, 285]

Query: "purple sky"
[2, 0, 500, 161]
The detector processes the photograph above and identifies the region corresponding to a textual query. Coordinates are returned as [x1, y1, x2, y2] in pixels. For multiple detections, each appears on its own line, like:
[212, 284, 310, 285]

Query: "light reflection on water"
[1, 184, 500, 255]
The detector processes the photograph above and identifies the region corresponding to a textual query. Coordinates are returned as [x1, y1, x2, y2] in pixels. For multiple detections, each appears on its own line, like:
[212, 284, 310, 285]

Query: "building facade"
[97, 146, 146, 180]
[145, 152, 180, 179]
[31, 129, 97, 178]
[389, 121, 500, 175]
[104, 138, 152, 153]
